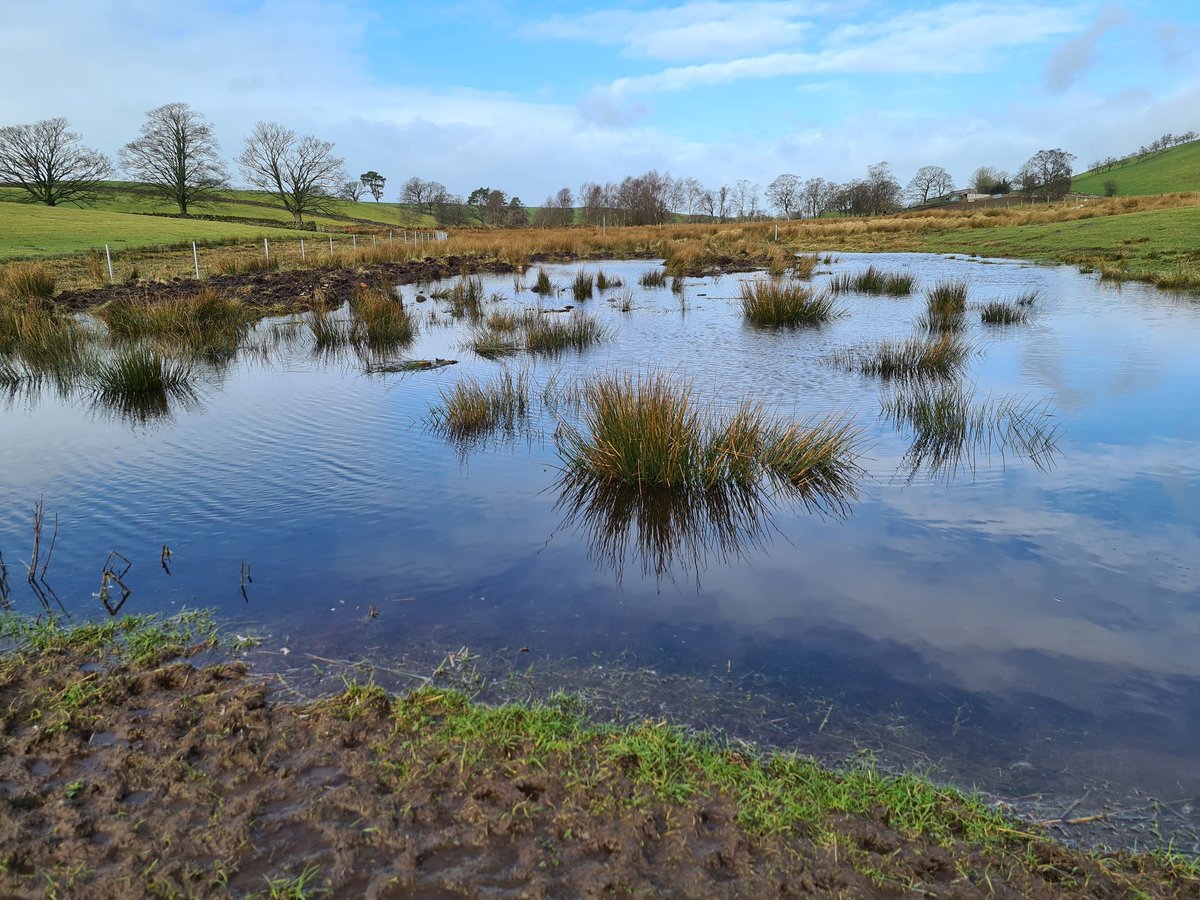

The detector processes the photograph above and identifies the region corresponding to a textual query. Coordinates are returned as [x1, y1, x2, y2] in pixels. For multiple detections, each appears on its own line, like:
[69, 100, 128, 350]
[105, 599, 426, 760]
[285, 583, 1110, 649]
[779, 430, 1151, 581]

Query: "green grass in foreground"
[1073, 142, 1200, 196]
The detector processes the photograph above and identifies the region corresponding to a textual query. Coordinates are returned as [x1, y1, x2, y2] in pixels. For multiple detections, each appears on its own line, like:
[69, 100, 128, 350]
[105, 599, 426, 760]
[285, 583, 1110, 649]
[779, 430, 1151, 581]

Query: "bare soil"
[0, 640, 1192, 898]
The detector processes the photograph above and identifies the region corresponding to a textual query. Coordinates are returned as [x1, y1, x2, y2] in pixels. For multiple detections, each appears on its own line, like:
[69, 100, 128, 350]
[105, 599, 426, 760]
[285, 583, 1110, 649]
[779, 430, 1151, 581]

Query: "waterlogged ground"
[2, 254, 1199, 851]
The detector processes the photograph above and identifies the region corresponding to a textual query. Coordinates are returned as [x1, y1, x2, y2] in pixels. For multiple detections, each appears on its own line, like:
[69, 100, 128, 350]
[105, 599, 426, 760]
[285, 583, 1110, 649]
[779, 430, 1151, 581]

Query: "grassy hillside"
[0, 183, 442, 259]
[1073, 141, 1200, 196]
[0, 203, 294, 258]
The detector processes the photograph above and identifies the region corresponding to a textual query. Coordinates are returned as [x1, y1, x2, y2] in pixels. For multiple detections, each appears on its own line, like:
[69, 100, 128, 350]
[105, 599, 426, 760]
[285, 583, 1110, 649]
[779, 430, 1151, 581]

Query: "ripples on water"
[2, 254, 1199, 847]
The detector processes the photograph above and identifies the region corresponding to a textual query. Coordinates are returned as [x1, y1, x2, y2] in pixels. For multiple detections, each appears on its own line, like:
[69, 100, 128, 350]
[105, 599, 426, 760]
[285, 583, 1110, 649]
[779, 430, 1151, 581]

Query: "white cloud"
[1044, 4, 1128, 92]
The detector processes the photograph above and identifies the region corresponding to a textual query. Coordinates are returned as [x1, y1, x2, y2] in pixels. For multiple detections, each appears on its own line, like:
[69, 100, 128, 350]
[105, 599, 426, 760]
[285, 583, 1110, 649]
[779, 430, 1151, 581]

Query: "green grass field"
[0, 182, 440, 259]
[1073, 141, 1200, 196]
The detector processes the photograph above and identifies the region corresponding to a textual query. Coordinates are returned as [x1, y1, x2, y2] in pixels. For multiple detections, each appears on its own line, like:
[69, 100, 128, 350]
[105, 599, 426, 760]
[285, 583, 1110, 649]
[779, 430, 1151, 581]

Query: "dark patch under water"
[3, 254, 1198, 850]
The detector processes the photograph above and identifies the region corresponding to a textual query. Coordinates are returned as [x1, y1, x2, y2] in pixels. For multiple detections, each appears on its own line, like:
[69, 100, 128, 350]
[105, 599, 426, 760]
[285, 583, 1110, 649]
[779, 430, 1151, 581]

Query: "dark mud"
[51, 257, 520, 313]
[0, 627, 1194, 898]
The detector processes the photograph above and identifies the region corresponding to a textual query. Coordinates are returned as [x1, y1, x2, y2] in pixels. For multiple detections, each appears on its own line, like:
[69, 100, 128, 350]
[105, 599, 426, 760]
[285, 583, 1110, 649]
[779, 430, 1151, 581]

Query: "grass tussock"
[89, 345, 198, 421]
[571, 269, 594, 301]
[834, 333, 969, 381]
[466, 326, 524, 359]
[525, 312, 610, 355]
[208, 251, 280, 276]
[556, 371, 861, 510]
[979, 301, 1030, 325]
[428, 367, 531, 442]
[0, 262, 56, 300]
[919, 280, 969, 333]
[595, 271, 622, 291]
[350, 285, 417, 349]
[307, 304, 353, 351]
[639, 268, 669, 288]
[0, 302, 90, 376]
[96, 288, 253, 356]
[792, 253, 818, 278]
[532, 268, 555, 295]
[830, 266, 916, 296]
[739, 277, 840, 327]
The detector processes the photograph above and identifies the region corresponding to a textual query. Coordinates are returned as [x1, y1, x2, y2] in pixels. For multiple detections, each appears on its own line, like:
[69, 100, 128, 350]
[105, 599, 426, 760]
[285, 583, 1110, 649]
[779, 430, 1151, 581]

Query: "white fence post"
[192, 241, 200, 279]
[329, 236, 334, 256]
[351, 234, 357, 250]
[264, 238, 269, 261]
[371, 235, 376, 247]
[105, 244, 114, 282]
[300, 238, 306, 261]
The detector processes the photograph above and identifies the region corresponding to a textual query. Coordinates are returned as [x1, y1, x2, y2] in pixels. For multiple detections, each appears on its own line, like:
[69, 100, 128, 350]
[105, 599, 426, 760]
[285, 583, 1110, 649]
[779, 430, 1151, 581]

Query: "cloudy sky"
[3, 1, 1197, 202]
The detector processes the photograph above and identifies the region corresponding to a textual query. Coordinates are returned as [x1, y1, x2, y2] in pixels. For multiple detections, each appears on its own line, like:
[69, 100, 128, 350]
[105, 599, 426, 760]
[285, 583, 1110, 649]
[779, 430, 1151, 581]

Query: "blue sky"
[3, 1, 1198, 203]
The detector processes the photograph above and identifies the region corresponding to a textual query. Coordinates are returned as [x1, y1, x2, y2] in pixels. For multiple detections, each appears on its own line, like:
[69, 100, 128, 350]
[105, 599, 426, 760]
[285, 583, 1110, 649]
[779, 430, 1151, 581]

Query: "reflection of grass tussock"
[830, 266, 915, 296]
[571, 269, 594, 301]
[557, 371, 861, 510]
[739, 277, 839, 327]
[90, 345, 198, 421]
[428, 367, 531, 442]
[0, 302, 90, 376]
[0, 262, 56, 299]
[467, 326, 524, 359]
[833, 333, 969, 380]
[882, 380, 1060, 479]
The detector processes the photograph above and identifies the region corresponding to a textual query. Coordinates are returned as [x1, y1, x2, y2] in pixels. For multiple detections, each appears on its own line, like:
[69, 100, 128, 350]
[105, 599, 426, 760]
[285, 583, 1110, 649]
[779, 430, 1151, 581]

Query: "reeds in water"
[466, 326, 523, 359]
[639, 268, 668, 288]
[832, 333, 969, 381]
[571, 269, 594, 301]
[595, 271, 622, 291]
[739, 277, 839, 327]
[525, 312, 610, 355]
[96, 288, 253, 357]
[308, 304, 353, 351]
[0, 263, 56, 300]
[919, 280, 969, 332]
[979, 301, 1029, 325]
[90, 345, 198, 421]
[0, 302, 90, 377]
[556, 371, 862, 512]
[350, 286, 417, 349]
[830, 266, 915, 296]
[428, 367, 531, 443]
[532, 268, 555, 295]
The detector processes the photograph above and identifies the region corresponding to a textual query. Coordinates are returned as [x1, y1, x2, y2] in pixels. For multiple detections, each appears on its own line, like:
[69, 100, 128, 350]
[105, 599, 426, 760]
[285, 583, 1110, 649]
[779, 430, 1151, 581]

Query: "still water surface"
[2, 254, 1198, 843]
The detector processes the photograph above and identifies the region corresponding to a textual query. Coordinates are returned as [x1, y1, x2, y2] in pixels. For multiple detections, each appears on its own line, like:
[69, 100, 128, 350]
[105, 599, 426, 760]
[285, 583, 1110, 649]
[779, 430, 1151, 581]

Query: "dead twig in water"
[39, 512, 58, 581]
[99, 551, 133, 615]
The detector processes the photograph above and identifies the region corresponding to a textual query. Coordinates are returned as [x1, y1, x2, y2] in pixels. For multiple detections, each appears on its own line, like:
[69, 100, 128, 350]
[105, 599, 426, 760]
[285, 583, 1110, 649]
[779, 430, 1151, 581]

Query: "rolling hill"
[1073, 141, 1200, 196]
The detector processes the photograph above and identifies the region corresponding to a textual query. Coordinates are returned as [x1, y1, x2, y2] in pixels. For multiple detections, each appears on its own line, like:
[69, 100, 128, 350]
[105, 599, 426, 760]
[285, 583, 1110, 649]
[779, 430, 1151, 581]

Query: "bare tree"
[801, 177, 832, 218]
[732, 179, 759, 219]
[1017, 148, 1076, 200]
[360, 170, 386, 202]
[969, 166, 1011, 194]
[905, 165, 954, 206]
[336, 179, 365, 202]
[237, 122, 346, 224]
[765, 174, 802, 218]
[119, 103, 226, 216]
[0, 117, 111, 207]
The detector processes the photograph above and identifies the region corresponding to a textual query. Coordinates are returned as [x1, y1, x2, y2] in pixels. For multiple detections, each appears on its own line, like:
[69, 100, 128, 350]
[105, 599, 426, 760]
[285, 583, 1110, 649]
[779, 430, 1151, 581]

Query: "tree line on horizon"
[0, 103, 1187, 229]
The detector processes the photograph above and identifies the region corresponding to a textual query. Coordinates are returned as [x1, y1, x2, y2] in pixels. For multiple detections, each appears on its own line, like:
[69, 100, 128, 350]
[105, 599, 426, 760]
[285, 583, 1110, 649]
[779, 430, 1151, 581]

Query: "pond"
[2, 253, 1198, 847]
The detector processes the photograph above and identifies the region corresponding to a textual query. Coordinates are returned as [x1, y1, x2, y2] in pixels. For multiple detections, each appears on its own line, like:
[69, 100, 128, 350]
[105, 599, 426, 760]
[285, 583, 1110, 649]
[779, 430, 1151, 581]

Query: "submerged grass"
[979, 300, 1030, 325]
[525, 312, 610, 355]
[739, 277, 839, 327]
[639, 268, 668, 288]
[833, 333, 970, 381]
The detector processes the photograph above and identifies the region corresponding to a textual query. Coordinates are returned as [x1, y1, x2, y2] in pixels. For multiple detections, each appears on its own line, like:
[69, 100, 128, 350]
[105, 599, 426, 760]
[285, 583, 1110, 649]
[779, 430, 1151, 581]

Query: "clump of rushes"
[920, 280, 968, 332]
[739, 277, 839, 327]
[440, 276, 485, 321]
[532, 268, 555, 295]
[307, 304, 352, 351]
[525, 313, 610, 355]
[350, 286, 417, 349]
[556, 371, 862, 508]
[208, 251, 279, 276]
[979, 301, 1029, 325]
[90, 345, 197, 420]
[830, 266, 914, 296]
[792, 253, 818, 278]
[96, 288, 253, 356]
[0, 262, 56, 300]
[639, 268, 668, 288]
[0, 302, 90, 377]
[595, 271, 622, 291]
[466, 326, 523, 359]
[833, 333, 969, 381]
[571, 269, 594, 301]
[429, 367, 531, 441]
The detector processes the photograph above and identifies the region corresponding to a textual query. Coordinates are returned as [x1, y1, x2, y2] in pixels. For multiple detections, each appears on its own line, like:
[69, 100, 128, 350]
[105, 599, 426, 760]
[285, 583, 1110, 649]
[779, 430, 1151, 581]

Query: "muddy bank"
[51, 257, 521, 313]
[0, 615, 1194, 898]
